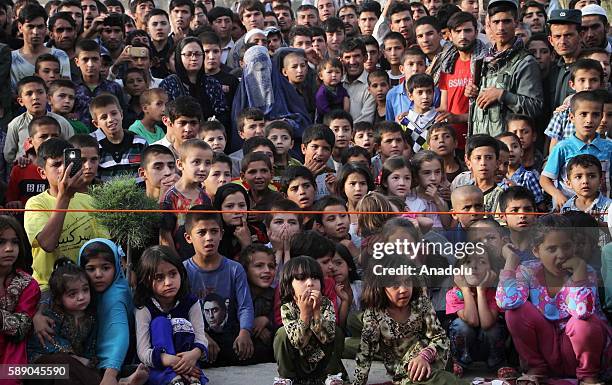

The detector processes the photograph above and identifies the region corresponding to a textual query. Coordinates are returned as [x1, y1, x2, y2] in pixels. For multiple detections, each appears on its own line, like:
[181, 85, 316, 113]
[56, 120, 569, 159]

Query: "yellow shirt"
[24, 191, 110, 291]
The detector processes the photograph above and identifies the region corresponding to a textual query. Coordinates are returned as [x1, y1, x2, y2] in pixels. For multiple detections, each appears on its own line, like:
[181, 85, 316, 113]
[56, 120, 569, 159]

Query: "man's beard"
[456, 39, 476, 52]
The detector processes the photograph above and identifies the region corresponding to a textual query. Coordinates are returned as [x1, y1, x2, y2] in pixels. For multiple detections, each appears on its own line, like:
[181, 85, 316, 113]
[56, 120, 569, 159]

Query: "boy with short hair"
[5, 116, 59, 208]
[499, 186, 538, 262]
[541, 91, 612, 210]
[600, 90, 612, 139]
[385, 48, 441, 122]
[301, 124, 336, 199]
[561, 154, 611, 225]
[265, 120, 302, 181]
[204, 152, 232, 201]
[281, 165, 317, 214]
[497, 132, 544, 208]
[48, 80, 90, 135]
[545, 58, 604, 152]
[382, 32, 407, 86]
[371, 121, 408, 178]
[230, 108, 266, 176]
[128, 88, 168, 144]
[161, 139, 213, 256]
[341, 146, 372, 168]
[4, 76, 74, 166]
[183, 206, 257, 366]
[240, 152, 284, 214]
[323, 110, 353, 173]
[199, 120, 227, 153]
[401, 73, 439, 153]
[25, 137, 109, 291]
[73, 39, 126, 128]
[452, 134, 503, 213]
[200, 31, 240, 113]
[66, 133, 102, 193]
[90, 94, 147, 181]
[352, 121, 376, 156]
[34, 54, 61, 87]
[447, 185, 485, 243]
[427, 123, 466, 183]
[367, 70, 391, 123]
[154, 95, 203, 156]
[312, 195, 359, 258]
[506, 114, 543, 172]
[138, 144, 178, 203]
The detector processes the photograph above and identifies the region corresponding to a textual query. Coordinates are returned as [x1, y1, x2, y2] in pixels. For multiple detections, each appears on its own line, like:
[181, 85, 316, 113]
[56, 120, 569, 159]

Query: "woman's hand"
[33, 311, 55, 346]
[173, 349, 200, 375]
[407, 356, 431, 382]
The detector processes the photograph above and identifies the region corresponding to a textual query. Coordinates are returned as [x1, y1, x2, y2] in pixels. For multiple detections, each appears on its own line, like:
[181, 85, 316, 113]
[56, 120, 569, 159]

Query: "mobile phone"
[63, 148, 82, 177]
[129, 47, 148, 58]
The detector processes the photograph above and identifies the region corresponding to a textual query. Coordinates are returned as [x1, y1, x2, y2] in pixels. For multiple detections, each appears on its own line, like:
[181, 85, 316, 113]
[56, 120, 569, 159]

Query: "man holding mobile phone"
[24, 137, 109, 293]
[108, 42, 162, 88]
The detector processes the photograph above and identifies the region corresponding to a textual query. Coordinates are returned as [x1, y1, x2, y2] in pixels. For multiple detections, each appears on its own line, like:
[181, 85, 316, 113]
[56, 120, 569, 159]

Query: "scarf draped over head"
[78, 238, 133, 371]
[230, 45, 312, 152]
[243, 45, 275, 114]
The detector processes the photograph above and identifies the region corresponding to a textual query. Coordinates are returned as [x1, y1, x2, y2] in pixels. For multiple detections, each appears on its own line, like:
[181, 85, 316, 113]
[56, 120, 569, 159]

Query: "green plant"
[89, 176, 161, 249]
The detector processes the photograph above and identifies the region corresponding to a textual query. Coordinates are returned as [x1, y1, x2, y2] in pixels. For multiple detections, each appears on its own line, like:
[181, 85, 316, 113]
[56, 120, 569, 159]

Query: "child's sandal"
[497, 367, 520, 385]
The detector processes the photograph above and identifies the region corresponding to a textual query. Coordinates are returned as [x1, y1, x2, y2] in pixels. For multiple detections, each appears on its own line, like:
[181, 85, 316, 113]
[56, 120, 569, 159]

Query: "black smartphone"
[63, 148, 82, 177]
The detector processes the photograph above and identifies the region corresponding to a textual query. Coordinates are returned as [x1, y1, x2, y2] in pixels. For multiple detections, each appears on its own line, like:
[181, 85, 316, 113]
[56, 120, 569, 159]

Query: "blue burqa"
[230, 45, 311, 153]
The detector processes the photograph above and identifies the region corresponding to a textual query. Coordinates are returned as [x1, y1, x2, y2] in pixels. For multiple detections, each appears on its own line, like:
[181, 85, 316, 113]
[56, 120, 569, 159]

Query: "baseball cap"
[547, 9, 582, 25]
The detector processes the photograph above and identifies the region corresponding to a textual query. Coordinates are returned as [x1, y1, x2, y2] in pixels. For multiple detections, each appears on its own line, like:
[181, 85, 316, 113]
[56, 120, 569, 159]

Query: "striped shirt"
[92, 129, 147, 181]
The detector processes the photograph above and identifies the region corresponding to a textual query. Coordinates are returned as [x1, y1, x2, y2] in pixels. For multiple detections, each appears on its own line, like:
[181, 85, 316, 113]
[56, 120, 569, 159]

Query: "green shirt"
[69, 119, 90, 134]
[128, 120, 165, 144]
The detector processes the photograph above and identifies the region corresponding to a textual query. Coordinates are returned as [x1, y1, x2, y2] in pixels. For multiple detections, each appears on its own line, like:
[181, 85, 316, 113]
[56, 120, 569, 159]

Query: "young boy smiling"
[90, 94, 147, 181]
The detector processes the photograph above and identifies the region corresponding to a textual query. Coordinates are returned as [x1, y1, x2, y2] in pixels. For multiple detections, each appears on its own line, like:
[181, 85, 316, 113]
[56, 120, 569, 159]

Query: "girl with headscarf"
[78, 239, 141, 385]
[160, 37, 230, 130]
[230, 45, 311, 153]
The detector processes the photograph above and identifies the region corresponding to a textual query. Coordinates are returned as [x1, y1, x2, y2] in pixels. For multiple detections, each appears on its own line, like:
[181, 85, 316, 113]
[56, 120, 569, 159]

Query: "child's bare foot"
[118, 364, 149, 385]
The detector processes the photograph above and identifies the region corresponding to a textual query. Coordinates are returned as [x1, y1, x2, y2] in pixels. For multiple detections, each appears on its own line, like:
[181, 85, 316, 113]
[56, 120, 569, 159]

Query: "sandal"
[516, 374, 548, 385]
[498, 367, 520, 384]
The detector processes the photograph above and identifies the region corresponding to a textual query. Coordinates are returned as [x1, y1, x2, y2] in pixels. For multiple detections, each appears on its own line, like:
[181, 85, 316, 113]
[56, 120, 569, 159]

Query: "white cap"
[581, 4, 607, 20]
[244, 28, 266, 44]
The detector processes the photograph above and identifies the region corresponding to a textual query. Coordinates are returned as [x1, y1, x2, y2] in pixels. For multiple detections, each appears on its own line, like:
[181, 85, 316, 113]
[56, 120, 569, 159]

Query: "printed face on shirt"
[203, 161, 231, 198]
[201, 129, 227, 152]
[84, 255, 116, 293]
[203, 298, 227, 331]
[286, 176, 315, 209]
[177, 147, 213, 184]
[267, 128, 293, 156]
[246, 251, 276, 289]
[0, 228, 19, 270]
[319, 204, 350, 241]
[61, 277, 91, 312]
[18, 82, 47, 115]
[568, 164, 601, 200]
[185, 219, 224, 258]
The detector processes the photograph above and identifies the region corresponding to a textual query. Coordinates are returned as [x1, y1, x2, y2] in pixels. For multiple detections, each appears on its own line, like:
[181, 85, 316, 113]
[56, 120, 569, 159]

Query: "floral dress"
[353, 294, 450, 385]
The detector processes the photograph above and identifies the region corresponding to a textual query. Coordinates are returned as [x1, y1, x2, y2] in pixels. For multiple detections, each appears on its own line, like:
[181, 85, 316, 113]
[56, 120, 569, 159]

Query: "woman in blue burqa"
[230, 45, 311, 154]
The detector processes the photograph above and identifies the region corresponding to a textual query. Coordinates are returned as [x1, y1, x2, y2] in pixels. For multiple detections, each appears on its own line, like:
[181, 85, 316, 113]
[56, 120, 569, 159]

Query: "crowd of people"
[0, 0, 611, 384]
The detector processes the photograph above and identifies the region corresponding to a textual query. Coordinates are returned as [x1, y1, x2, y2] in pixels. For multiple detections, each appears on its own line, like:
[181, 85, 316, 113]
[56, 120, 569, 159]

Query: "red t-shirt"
[445, 286, 501, 315]
[6, 163, 48, 205]
[439, 58, 472, 150]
